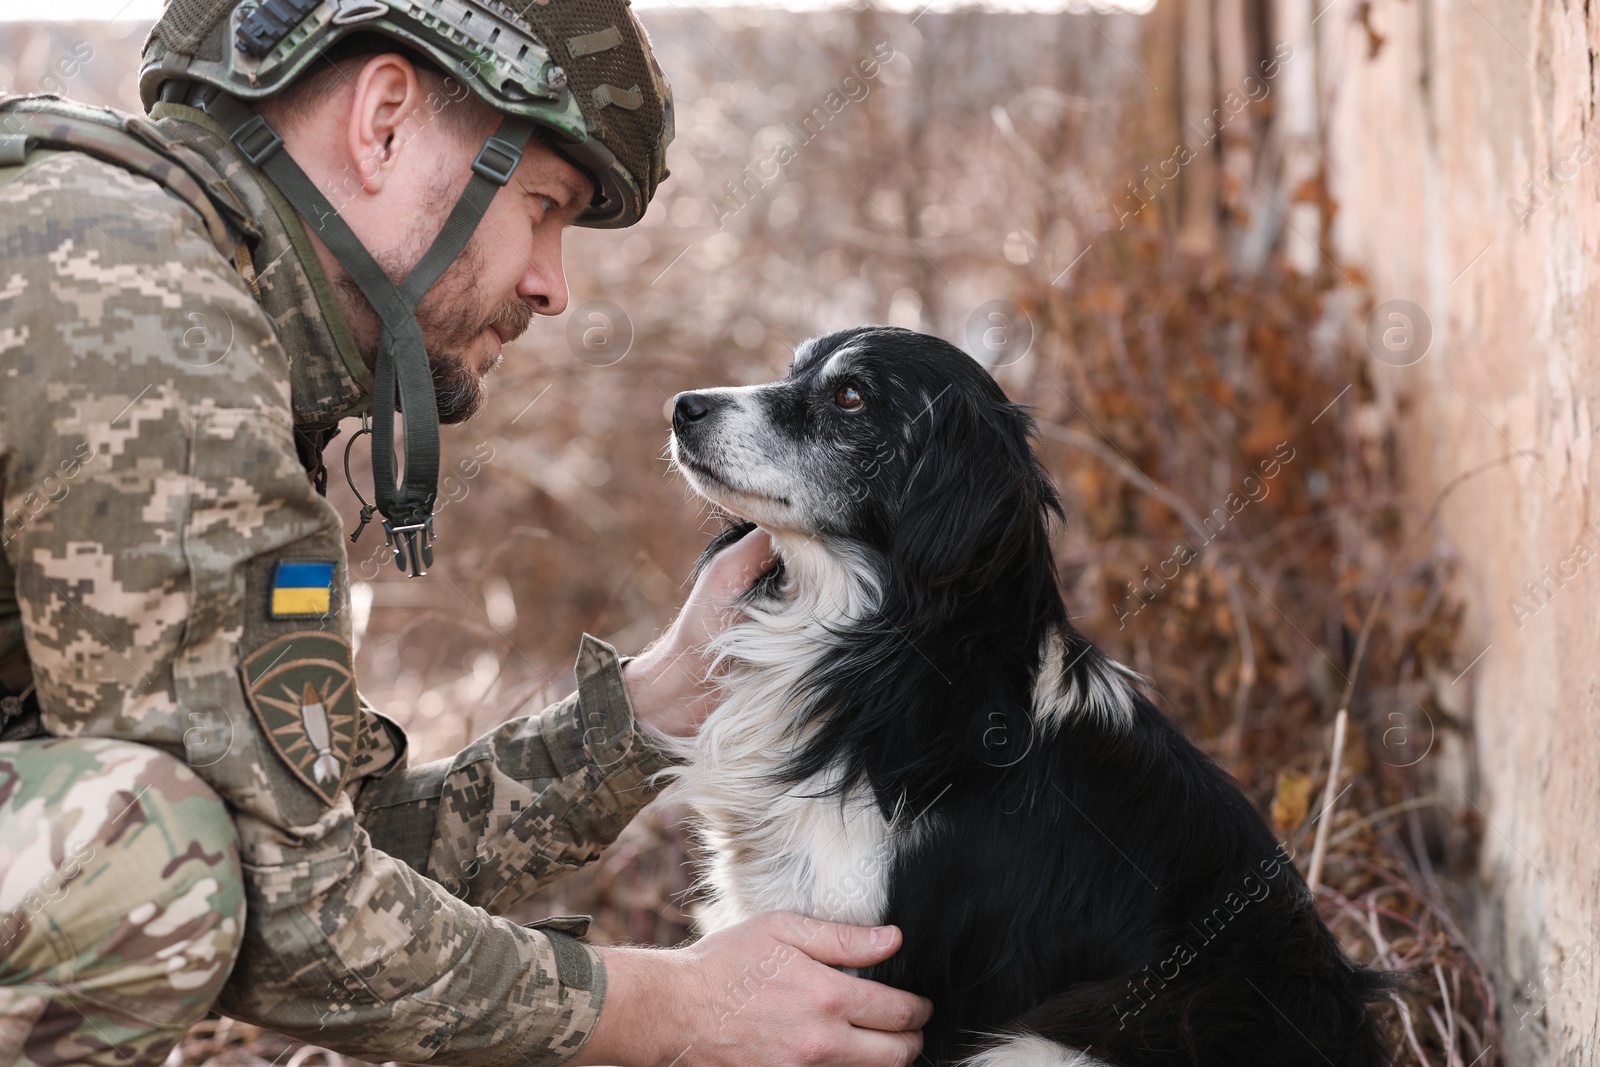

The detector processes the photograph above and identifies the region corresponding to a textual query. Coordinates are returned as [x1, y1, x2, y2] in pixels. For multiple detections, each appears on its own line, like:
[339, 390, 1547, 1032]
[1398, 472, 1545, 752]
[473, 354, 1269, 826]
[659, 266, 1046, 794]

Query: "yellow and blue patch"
[270, 560, 336, 619]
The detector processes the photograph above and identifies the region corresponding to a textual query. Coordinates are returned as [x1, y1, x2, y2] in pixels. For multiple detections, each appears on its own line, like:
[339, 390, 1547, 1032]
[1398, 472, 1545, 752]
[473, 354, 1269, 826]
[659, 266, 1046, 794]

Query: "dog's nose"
[672, 391, 712, 432]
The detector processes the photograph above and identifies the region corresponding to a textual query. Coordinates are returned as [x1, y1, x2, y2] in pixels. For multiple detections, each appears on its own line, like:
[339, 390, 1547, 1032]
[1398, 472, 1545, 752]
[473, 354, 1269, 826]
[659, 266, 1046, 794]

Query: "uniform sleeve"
[0, 153, 637, 1066]
[354, 635, 671, 914]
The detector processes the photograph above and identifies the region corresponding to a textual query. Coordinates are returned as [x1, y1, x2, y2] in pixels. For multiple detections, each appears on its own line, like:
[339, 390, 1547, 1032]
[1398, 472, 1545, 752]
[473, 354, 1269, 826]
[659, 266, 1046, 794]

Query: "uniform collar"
[150, 102, 374, 431]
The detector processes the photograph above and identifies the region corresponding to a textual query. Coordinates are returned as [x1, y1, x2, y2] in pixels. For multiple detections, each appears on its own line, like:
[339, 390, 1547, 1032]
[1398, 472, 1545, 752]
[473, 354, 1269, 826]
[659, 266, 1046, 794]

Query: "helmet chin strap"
[185, 83, 534, 577]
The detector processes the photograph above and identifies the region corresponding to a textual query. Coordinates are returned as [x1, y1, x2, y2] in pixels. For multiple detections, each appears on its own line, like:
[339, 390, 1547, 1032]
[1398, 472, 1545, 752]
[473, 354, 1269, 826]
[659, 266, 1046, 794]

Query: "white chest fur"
[664, 538, 901, 933]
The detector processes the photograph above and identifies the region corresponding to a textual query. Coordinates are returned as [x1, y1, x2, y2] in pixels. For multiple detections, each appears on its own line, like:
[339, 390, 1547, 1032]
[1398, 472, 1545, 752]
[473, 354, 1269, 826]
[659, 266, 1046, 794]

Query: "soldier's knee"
[0, 737, 245, 1007]
[54, 736, 242, 868]
[88, 738, 246, 958]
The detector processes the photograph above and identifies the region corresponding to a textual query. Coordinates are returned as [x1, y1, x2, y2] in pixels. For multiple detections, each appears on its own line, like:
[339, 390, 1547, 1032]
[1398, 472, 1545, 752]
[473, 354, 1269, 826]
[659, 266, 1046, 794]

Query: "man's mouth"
[478, 325, 514, 374]
[490, 301, 534, 349]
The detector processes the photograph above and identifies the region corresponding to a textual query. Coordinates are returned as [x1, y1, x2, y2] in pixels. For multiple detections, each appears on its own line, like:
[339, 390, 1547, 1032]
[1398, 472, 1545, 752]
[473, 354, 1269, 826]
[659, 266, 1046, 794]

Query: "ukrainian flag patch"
[270, 560, 336, 619]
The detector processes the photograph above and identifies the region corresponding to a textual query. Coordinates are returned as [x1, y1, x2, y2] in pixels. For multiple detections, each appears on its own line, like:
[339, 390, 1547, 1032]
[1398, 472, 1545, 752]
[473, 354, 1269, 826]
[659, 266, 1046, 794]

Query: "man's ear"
[347, 54, 425, 193]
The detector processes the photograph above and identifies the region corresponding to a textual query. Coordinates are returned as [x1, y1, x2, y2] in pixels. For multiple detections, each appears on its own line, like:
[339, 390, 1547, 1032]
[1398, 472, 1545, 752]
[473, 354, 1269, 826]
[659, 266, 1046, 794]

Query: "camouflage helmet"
[138, 0, 673, 227]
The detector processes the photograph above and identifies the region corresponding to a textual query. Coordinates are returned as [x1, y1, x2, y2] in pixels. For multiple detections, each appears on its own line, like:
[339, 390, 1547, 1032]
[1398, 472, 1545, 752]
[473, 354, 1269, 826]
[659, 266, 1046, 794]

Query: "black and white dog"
[663, 325, 1392, 1066]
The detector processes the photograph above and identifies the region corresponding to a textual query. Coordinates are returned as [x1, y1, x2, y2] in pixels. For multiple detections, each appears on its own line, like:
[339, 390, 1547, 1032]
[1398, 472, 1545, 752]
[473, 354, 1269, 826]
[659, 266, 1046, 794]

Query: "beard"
[408, 241, 534, 424]
[342, 214, 535, 425]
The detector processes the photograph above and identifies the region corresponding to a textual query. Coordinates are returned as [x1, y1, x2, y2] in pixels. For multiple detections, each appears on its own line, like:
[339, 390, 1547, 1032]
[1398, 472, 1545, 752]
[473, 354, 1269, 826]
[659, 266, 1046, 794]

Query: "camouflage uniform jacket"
[0, 97, 671, 1065]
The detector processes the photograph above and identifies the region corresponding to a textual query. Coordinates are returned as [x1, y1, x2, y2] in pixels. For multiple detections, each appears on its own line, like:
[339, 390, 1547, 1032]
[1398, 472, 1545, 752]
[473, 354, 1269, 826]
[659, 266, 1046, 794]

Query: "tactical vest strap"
[0, 93, 260, 259]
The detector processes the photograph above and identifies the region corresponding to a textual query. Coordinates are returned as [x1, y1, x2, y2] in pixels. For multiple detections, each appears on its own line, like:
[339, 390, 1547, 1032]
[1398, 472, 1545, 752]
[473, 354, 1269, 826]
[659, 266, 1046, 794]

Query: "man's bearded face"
[347, 178, 535, 425]
[397, 235, 533, 424]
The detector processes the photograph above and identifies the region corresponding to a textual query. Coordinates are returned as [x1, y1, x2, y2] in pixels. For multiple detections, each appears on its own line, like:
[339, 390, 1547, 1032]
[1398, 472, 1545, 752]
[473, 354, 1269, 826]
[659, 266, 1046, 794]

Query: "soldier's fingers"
[831, 1025, 925, 1067]
[768, 914, 903, 969]
[702, 525, 777, 594]
[838, 974, 934, 1033]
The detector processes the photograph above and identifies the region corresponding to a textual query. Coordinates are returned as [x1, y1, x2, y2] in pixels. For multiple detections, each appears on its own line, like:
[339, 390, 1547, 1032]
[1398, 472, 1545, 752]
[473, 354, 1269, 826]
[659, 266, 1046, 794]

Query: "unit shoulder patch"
[240, 630, 359, 805]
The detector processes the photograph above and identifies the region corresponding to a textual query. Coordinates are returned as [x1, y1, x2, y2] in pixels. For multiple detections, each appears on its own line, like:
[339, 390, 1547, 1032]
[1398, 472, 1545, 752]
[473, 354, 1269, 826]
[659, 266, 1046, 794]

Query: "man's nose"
[520, 235, 570, 316]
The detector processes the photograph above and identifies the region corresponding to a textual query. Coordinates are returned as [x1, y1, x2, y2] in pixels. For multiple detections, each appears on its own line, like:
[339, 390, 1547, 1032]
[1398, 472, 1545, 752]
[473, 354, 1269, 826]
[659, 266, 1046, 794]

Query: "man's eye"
[834, 384, 865, 412]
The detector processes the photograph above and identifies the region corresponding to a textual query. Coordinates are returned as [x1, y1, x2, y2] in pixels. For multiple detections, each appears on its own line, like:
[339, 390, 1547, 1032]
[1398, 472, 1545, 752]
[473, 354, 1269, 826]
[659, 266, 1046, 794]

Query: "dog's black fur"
[675, 326, 1395, 1066]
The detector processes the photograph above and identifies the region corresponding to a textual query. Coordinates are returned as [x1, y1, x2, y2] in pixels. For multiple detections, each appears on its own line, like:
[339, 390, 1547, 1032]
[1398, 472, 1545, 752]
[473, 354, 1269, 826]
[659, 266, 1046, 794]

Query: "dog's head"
[671, 325, 1062, 620]
[672, 326, 1138, 796]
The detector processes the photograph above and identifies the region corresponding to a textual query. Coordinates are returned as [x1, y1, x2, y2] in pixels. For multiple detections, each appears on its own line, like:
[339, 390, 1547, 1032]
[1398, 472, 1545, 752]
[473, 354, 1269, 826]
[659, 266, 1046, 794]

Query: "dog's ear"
[888, 387, 1062, 624]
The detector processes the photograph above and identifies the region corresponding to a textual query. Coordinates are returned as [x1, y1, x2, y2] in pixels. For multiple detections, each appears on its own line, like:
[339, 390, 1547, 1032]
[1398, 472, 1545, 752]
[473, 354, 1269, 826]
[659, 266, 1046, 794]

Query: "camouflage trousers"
[0, 738, 245, 1067]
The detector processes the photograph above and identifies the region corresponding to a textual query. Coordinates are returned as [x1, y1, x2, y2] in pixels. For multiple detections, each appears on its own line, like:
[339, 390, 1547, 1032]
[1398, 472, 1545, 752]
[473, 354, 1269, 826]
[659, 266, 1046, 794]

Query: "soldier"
[0, 0, 932, 1064]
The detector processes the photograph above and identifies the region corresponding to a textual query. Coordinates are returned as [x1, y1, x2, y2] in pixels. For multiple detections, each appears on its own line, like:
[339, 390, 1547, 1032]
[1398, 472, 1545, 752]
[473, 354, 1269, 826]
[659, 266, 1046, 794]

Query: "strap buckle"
[472, 134, 524, 186]
[382, 515, 436, 578]
[0, 134, 28, 167]
[230, 114, 285, 167]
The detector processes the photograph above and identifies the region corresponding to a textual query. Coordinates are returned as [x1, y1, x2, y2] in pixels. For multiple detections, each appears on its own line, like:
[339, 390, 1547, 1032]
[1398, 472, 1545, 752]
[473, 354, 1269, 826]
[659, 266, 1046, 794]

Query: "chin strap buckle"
[230, 114, 285, 167]
[382, 515, 436, 578]
[472, 134, 525, 186]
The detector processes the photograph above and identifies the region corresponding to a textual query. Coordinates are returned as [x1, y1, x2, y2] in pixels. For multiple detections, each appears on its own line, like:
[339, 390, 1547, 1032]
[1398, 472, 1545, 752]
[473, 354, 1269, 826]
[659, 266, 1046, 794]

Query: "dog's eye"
[834, 384, 865, 412]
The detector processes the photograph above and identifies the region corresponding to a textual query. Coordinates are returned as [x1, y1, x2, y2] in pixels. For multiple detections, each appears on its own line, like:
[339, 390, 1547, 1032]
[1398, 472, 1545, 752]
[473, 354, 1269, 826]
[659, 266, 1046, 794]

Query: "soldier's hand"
[621, 525, 777, 738]
[579, 912, 931, 1067]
